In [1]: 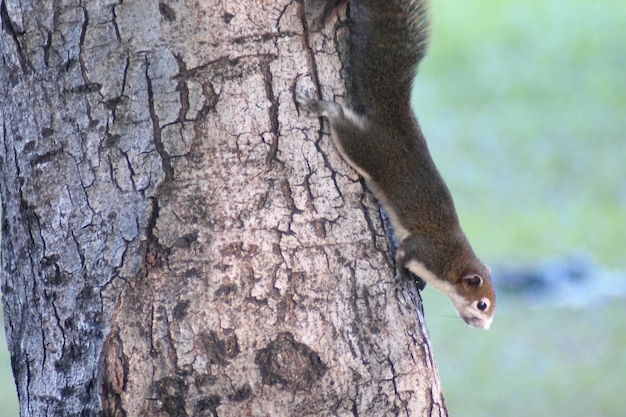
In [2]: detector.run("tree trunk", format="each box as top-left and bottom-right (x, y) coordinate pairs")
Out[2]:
(0, 1), (447, 416)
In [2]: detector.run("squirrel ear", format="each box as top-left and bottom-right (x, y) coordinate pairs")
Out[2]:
(463, 274), (483, 287)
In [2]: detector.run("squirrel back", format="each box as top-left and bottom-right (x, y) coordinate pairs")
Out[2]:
(348, 0), (430, 122)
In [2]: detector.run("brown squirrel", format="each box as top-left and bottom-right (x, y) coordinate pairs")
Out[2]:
(298, 0), (495, 329)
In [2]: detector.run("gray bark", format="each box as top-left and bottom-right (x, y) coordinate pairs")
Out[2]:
(0, 1), (447, 416)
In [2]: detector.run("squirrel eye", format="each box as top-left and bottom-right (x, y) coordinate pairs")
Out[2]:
(477, 301), (488, 311)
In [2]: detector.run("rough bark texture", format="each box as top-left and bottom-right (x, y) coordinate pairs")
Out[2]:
(0, 1), (447, 416)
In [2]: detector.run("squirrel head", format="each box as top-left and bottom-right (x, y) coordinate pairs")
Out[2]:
(399, 235), (496, 330)
(447, 263), (495, 330)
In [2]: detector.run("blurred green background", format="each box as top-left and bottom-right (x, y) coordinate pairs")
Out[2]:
(418, 0), (625, 268)
(1, 0), (625, 415)
(417, 0), (626, 416)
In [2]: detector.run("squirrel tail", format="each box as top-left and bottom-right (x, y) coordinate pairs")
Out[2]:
(348, 0), (430, 122)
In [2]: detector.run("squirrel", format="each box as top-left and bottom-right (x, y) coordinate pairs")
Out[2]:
(297, 0), (495, 329)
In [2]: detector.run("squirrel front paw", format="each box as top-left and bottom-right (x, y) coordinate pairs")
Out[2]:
(396, 247), (427, 291)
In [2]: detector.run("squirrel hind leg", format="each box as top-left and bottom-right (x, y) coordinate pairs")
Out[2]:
(296, 94), (368, 132)
(296, 93), (341, 118)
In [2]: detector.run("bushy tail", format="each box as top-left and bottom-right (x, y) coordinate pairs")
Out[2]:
(348, 0), (430, 122)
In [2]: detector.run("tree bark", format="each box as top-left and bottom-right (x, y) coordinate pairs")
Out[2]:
(0, 1), (448, 416)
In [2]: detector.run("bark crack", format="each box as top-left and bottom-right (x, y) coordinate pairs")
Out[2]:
(119, 148), (137, 191)
(261, 61), (280, 165)
(111, 2), (122, 42)
(43, 29), (52, 67)
(104, 56), (130, 124)
(428, 388), (448, 417)
(70, 230), (86, 269)
(144, 197), (170, 270)
(173, 54), (190, 122)
(145, 56), (174, 183)
(76, 4), (98, 125)
(0, 0), (32, 74)
(359, 191), (384, 245)
(50, 295), (68, 365)
(298, 2), (323, 98)
(300, 150), (317, 213)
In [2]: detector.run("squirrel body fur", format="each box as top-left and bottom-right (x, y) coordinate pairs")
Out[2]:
(299, 0), (495, 329)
